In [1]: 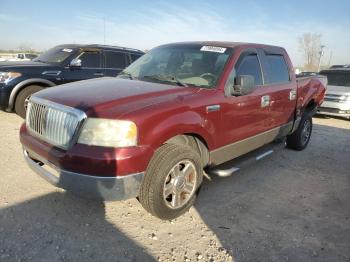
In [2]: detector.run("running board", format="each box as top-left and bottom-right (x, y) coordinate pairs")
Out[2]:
(206, 141), (284, 177)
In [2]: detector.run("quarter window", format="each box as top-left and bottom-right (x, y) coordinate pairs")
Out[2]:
(265, 54), (290, 84)
(79, 52), (101, 68)
(236, 54), (263, 85)
(105, 51), (127, 69)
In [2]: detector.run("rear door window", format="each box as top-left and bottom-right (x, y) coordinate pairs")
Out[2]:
(105, 51), (127, 69)
(236, 54), (263, 85)
(130, 53), (142, 63)
(79, 52), (101, 68)
(265, 54), (290, 84)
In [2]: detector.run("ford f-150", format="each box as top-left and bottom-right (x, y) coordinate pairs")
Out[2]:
(20, 42), (326, 219)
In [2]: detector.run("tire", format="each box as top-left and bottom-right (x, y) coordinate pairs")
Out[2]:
(15, 85), (44, 118)
(286, 114), (313, 150)
(139, 143), (203, 220)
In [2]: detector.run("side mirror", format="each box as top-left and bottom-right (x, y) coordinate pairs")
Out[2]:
(232, 75), (256, 96)
(69, 58), (82, 68)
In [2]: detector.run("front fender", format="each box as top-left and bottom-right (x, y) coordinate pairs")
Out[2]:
(140, 110), (215, 152)
(8, 78), (56, 109)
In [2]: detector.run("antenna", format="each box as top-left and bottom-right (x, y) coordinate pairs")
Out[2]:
(103, 17), (106, 44)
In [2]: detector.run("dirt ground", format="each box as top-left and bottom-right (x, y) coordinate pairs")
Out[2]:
(0, 111), (349, 262)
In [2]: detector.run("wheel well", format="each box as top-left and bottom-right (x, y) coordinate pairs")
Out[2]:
(165, 134), (210, 167)
(305, 99), (317, 113)
(12, 83), (49, 109)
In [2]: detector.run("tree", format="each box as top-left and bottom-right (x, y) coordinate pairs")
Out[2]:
(298, 33), (323, 71)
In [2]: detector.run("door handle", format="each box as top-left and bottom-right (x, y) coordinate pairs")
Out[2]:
(261, 95), (270, 108)
(94, 72), (104, 76)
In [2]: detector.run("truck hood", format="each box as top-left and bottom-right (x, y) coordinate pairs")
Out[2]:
(0, 60), (53, 69)
(35, 77), (199, 118)
(326, 85), (350, 95)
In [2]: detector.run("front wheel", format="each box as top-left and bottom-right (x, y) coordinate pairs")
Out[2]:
(15, 85), (44, 118)
(286, 114), (313, 150)
(139, 143), (203, 220)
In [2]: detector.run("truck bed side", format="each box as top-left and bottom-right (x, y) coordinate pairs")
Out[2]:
(296, 75), (327, 113)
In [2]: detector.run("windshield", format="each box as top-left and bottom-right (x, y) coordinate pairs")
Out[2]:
(320, 71), (350, 87)
(33, 46), (76, 64)
(118, 44), (232, 88)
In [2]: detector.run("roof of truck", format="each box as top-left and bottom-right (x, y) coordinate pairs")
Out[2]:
(159, 41), (285, 50)
(54, 44), (144, 54)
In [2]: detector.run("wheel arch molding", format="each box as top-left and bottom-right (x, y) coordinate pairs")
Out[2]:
(8, 78), (56, 110)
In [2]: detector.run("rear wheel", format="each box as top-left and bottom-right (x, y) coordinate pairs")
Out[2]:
(15, 85), (44, 118)
(139, 143), (203, 220)
(286, 114), (313, 150)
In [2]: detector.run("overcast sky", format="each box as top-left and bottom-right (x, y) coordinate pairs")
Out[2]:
(1, 0), (349, 67)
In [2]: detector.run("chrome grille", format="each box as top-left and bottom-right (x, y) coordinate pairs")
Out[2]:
(324, 94), (341, 102)
(26, 97), (86, 149)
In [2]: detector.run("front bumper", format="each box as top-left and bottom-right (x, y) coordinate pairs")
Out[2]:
(0, 83), (11, 110)
(317, 101), (350, 119)
(24, 148), (144, 201)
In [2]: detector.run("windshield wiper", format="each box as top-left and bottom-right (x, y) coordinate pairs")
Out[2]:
(118, 71), (134, 80)
(142, 75), (188, 87)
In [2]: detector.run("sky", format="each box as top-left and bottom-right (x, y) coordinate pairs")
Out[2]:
(0, 0), (349, 67)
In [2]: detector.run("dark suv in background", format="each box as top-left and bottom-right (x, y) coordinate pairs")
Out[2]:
(0, 44), (144, 117)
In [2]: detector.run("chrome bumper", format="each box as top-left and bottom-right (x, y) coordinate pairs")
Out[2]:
(23, 148), (144, 201)
(317, 108), (350, 118)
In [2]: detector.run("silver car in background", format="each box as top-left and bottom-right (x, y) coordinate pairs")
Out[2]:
(318, 65), (350, 120)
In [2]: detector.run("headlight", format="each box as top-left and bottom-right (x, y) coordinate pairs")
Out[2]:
(78, 118), (137, 147)
(0, 72), (22, 83)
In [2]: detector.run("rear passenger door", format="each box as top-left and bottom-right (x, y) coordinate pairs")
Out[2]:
(103, 51), (128, 77)
(258, 49), (296, 128)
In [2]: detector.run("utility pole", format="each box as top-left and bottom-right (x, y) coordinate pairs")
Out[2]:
(317, 45), (325, 72)
(327, 51), (333, 68)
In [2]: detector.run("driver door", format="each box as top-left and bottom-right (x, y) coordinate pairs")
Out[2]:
(63, 50), (104, 84)
(215, 50), (273, 163)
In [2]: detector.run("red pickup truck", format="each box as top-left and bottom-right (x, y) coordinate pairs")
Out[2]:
(20, 42), (326, 219)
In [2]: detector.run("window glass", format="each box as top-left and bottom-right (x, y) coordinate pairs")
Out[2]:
(265, 54), (290, 84)
(33, 46), (76, 64)
(236, 54), (263, 85)
(105, 51), (127, 69)
(320, 72), (350, 87)
(118, 45), (232, 88)
(130, 53), (142, 63)
(79, 52), (101, 68)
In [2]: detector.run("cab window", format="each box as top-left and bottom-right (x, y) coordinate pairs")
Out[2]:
(105, 51), (127, 69)
(236, 54), (263, 85)
(265, 54), (290, 84)
(79, 52), (101, 68)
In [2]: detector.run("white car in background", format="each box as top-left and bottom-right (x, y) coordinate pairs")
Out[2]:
(318, 65), (350, 120)
(7, 53), (38, 61)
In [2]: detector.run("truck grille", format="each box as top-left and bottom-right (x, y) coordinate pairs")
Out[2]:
(324, 94), (342, 102)
(26, 97), (86, 149)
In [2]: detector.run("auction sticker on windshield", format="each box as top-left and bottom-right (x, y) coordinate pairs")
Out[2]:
(200, 46), (227, 53)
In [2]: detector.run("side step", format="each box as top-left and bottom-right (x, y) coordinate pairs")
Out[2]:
(205, 141), (285, 177)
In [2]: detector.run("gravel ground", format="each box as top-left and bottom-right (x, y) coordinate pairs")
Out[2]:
(0, 111), (349, 262)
